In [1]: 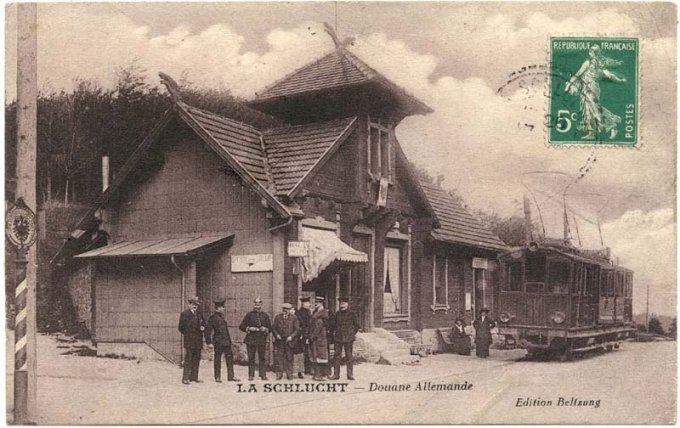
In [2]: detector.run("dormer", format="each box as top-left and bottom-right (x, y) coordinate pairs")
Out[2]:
(246, 47), (432, 126)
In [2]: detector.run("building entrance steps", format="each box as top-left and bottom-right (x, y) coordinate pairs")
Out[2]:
(353, 329), (420, 365)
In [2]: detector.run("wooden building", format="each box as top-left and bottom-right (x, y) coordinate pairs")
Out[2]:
(56, 46), (506, 362)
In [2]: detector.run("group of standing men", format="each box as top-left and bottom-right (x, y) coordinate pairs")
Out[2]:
(178, 294), (360, 384)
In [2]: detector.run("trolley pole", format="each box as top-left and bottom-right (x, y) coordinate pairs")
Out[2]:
(13, 3), (38, 423)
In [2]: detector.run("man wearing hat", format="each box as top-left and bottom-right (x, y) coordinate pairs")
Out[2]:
(239, 297), (272, 381)
(330, 297), (360, 380)
(205, 298), (240, 383)
(472, 308), (496, 358)
(272, 303), (300, 380)
(178, 296), (205, 384)
(308, 296), (330, 381)
(296, 297), (313, 377)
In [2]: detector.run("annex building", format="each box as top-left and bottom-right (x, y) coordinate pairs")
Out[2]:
(54, 45), (507, 363)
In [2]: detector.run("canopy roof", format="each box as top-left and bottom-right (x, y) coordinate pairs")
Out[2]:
(300, 226), (368, 282)
(75, 235), (233, 259)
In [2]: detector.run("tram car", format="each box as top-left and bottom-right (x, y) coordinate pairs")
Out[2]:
(497, 241), (635, 360)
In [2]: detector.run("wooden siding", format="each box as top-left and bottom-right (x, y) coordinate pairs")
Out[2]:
(103, 122), (275, 345)
(95, 259), (182, 362)
(416, 243), (502, 330)
(301, 131), (358, 201)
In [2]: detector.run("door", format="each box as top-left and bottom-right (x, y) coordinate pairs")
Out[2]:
(384, 246), (402, 314)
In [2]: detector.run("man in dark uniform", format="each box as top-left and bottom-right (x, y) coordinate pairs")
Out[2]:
(205, 299), (240, 383)
(272, 303), (300, 380)
(330, 297), (360, 380)
(296, 297), (313, 376)
(473, 308), (496, 358)
(239, 297), (272, 381)
(178, 296), (205, 384)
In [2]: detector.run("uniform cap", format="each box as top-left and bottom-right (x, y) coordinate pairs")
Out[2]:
(282, 303), (293, 310)
(337, 296), (349, 303)
(314, 296), (325, 302)
(299, 297), (311, 302)
(480, 308), (490, 314)
(214, 299), (226, 307)
(188, 296), (200, 305)
(253, 296), (263, 303)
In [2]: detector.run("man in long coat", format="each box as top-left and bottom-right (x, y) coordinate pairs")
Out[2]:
(178, 296), (205, 384)
(205, 299), (240, 382)
(239, 297), (272, 381)
(272, 303), (300, 380)
(473, 308), (496, 358)
(308, 296), (329, 381)
(296, 297), (313, 376)
(330, 297), (360, 380)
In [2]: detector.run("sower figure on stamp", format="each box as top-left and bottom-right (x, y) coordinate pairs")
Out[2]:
(473, 308), (495, 358)
(272, 303), (300, 380)
(308, 296), (330, 381)
(178, 296), (205, 384)
(239, 297), (272, 381)
(296, 297), (313, 376)
(330, 297), (360, 380)
(205, 298), (240, 383)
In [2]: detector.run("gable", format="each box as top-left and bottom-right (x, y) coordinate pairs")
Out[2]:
(263, 117), (357, 197)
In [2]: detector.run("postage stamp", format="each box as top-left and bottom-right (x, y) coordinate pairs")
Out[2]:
(548, 37), (639, 146)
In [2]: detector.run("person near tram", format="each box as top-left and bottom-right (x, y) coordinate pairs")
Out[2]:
(473, 308), (495, 358)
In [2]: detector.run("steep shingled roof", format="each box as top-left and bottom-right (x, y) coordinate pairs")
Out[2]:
(180, 104), (270, 187)
(263, 117), (357, 196)
(421, 181), (508, 251)
(255, 49), (373, 100)
(250, 48), (432, 116)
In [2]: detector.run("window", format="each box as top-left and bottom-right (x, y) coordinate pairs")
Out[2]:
(547, 261), (570, 294)
(367, 118), (393, 180)
(525, 255), (546, 284)
(505, 262), (522, 291)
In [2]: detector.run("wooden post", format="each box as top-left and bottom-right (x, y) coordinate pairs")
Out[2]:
(15, 3), (38, 422)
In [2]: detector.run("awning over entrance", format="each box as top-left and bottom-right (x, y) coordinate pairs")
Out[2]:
(300, 226), (368, 282)
(75, 235), (234, 259)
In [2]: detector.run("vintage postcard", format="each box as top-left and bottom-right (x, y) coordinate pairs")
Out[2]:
(4, 1), (676, 425)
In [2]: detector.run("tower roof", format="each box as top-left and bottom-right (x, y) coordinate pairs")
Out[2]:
(248, 48), (432, 117)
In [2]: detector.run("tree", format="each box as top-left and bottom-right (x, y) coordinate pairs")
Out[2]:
(668, 318), (676, 339)
(648, 317), (665, 335)
(475, 210), (532, 247)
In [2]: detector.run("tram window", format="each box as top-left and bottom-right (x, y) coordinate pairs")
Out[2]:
(584, 266), (597, 296)
(547, 261), (570, 294)
(525, 255), (546, 283)
(616, 272), (625, 296)
(505, 262), (522, 291)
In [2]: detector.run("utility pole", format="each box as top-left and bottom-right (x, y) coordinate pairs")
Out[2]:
(646, 282), (650, 332)
(11, 3), (38, 423)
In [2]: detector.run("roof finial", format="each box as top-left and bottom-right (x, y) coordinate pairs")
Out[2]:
(323, 22), (354, 49)
(159, 72), (181, 102)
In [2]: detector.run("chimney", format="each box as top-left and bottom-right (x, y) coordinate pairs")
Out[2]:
(523, 193), (533, 244)
(102, 156), (109, 192)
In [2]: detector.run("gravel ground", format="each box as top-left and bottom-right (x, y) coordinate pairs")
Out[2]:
(6, 332), (676, 424)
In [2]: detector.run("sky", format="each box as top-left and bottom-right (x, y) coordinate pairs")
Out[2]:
(4, 2), (677, 316)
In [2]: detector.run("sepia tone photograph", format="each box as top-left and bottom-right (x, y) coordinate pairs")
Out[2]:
(4, 1), (677, 424)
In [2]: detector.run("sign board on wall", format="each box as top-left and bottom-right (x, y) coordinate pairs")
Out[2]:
(231, 254), (273, 272)
(465, 292), (472, 311)
(287, 241), (309, 257)
(377, 177), (389, 207)
(472, 257), (489, 270)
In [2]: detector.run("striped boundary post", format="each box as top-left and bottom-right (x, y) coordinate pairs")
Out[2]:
(14, 251), (29, 422)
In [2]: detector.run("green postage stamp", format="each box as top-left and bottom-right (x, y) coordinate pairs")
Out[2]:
(548, 37), (639, 146)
